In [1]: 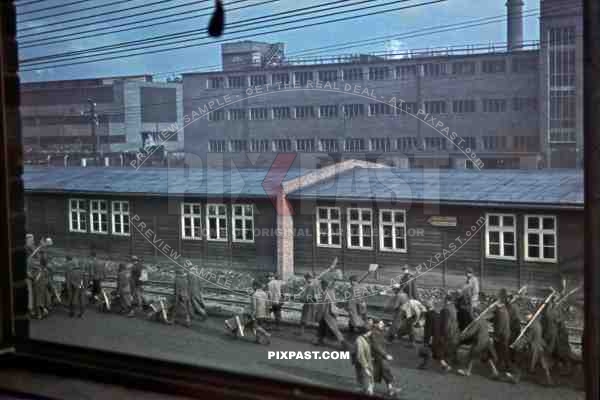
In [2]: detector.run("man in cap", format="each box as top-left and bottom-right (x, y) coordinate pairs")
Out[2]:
(439, 291), (460, 371)
(457, 313), (499, 379)
(464, 267), (480, 317)
(418, 299), (441, 370)
(370, 319), (400, 396)
(347, 275), (368, 333)
(351, 324), (374, 395)
(173, 268), (192, 327)
(400, 265), (419, 300)
(129, 255), (145, 311)
(117, 262), (135, 317)
(267, 273), (285, 331)
(33, 255), (51, 319)
(385, 283), (404, 343)
(313, 278), (346, 348)
(492, 289), (518, 383)
(249, 280), (270, 343)
(297, 272), (318, 336)
(65, 255), (86, 318)
(188, 266), (207, 321)
(515, 311), (553, 385)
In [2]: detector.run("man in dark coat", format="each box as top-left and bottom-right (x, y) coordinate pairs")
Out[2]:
(418, 300), (442, 370)
(188, 266), (207, 321)
(173, 269), (192, 327)
(457, 316), (499, 379)
(506, 292), (522, 364)
(518, 311), (553, 385)
(347, 275), (367, 333)
(129, 255), (145, 310)
(117, 263), (135, 317)
(33, 255), (51, 319)
(491, 289), (518, 383)
(455, 290), (474, 333)
(385, 284), (404, 342)
(439, 292), (460, 370)
(88, 250), (107, 304)
(297, 273), (318, 336)
(541, 296), (559, 358)
(399, 265), (419, 300)
(65, 256), (86, 318)
(370, 319), (400, 396)
(313, 278), (346, 348)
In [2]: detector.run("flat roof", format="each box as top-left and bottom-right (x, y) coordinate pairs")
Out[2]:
(23, 166), (583, 209)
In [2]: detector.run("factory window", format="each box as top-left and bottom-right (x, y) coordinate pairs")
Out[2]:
(549, 49), (576, 87)
(295, 106), (315, 119)
(230, 140), (248, 152)
(512, 57), (538, 73)
(273, 139), (292, 152)
(228, 76), (246, 88)
(482, 99), (507, 112)
(397, 137), (419, 151)
(250, 108), (269, 120)
(463, 137), (477, 150)
(181, 203), (202, 240)
(208, 109), (226, 121)
(549, 26), (576, 46)
(272, 72), (290, 85)
(512, 97), (538, 112)
(294, 71), (313, 86)
(232, 205), (254, 243)
(229, 109), (247, 121)
(112, 201), (130, 236)
(250, 74), (266, 86)
(319, 105), (339, 118)
(296, 139), (314, 152)
(524, 215), (557, 263)
(206, 204), (227, 241)
(319, 138), (339, 152)
(316, 207), (341, 247)
(422, 62), (447, 76)
(396, 65), (417, 80)
(482, 59), (506, 73)
(369, 103), (393, 116)
(465, 159), (475, 169)
(318, 70), (338, 82)
(343, 104), (365, 119)
(347, 208), (373, 250)
(209, 140), (227, 153)
(343, 68), (363, 81)
(485, 213), (516, 260)
(379, 210), (407, 252)
(482, 136), (507, 150)
(549, 130), (576, 143)
(209, 77), (225, 89)
(249, 139), (270, 153)
(90, 200), (108, 234)
(424, 101), (447, 114)
(370, 138), (392, 152)
(369, 66), (390, 80)
(452, 61), (476, 75)
(273, 107), (291, 120)
(513, 136), (540, 152)
(424, 137), (446, 151)
(452, 99), (476, 113)
(345, 138), (365, 152)
(69, 199), (88, 233)
(396, 101), (419, 115)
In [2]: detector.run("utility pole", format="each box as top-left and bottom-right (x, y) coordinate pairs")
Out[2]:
(87, 98), (100, 159)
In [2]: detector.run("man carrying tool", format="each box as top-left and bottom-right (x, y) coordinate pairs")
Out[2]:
(491, 289), (519, 383)
(347, 275), (368, 333)
(188, 266), (208, 321)
(438, 291), (460, 371)
(116, 262), (135, 317)
(297, 272), (319, 336)
(457, 313), (499, 379)
(399, 265), (419, 300)
(313, 277), (346, 348)
(173, 268), (192, 327)
(267, 273), (285, 331)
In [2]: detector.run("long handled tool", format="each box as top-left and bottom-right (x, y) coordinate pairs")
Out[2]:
(291, 257), (339, 301)
(27, 237), (53, 265)
(460, 286), (527, 336)
(356, 264), (379, 284)
(554, 284), (582, 307)
(510, 288), (557, 349)
(102, 289), (111, 311)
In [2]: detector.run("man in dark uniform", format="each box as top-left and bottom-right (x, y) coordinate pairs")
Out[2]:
(457, 316), (499, 379)
(439, 292), (460, 370)
(65, 255), (86, 318)
(541, 295), (559, 358)
(87, 250), (107, 304)
(188, 266), (208, 321)
(370, 319), (400, 396)
(297, 273), (318, 336)
(491, 289), (518, 383)
(418, 300), (441, 370)
(399, 265), (419, 300)
(173, 269), (192, 327)
(313, 278), (346, 348)
(117, 263), (135, 317)
(33, 255), (51, 319)
(129, 255), (145, 310)
(347, 275), (367, 333)
(385, 283), (404, 342)
(517, 311), (553, 385)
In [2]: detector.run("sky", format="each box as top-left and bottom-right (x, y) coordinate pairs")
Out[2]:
(16, 0), (542, 82)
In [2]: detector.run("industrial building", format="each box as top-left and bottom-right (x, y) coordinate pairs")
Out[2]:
(23, 161), (583, 293)
(182, 0), (582, 169)
(21, 75), (184, 163)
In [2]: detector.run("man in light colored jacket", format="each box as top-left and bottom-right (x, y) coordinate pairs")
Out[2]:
(464, 267), (480, 316)
(267, 273), (285, 330)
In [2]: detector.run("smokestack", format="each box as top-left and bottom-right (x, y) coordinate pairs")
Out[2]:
(506, 0), (524, 51)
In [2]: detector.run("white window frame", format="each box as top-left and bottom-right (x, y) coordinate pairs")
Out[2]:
(316, 207), (342, 248)
(379, 209), (407, 253)
(485, 213), (517, 260)
(181, 202), (203, 240)
(232, 204), (254, 243)
(89, 199), (108, 234)
(524, 215), (558, 263)
(69, 198), (88, 233)
(347, 208), (373, 250)
(111, 201), (130, 236)
(206, 204), (228, 241)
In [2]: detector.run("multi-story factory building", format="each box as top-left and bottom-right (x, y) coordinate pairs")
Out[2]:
(182, 0), (582, 169)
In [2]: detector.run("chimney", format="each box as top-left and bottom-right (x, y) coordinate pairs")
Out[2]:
(506, 0), (524, 51)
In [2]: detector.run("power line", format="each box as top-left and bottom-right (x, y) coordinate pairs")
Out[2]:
(18, 0), (207, 33)
(20, 0), (274, 48)
(18, 0), (136, 20)
(21, 0), (443, 67)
